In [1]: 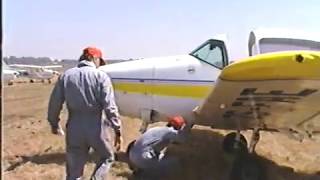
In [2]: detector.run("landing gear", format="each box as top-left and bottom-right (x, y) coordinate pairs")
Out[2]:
(223, 129), (264, 180)
(222, 128), (261, 154)
(126, 140), (136, 170)
(248, 128), (260, 153)
(30, 79), (34, 83)
(222, 132), (248, 154)
(139, 109), (154, 133)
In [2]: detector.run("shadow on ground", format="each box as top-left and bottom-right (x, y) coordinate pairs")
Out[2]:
(5, 128), (320, 180)
(116, 128), (320, 180)
(5, 151), (102, 172)
(5, 152), (66, 171)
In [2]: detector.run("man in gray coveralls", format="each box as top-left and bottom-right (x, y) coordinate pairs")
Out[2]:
(128, 116), (187, 179)
(47, 47), (122, 180)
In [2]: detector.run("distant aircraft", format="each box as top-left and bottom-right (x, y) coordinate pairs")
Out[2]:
(3, 61), (20, 85)
(7, 64), (62, 83)
(99, 28), (320, 179)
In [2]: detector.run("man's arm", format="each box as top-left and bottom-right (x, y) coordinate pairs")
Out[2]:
(47, 75), (65, 129)
(100, 74), (122, 135)
(169, 125), (188, 144)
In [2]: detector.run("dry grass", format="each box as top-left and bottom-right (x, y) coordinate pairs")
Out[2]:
(2, 82), (320, 180)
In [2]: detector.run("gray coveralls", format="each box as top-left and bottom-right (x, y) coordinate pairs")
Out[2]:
(47, 60), (121, 180)
(129, 126), (186, 179)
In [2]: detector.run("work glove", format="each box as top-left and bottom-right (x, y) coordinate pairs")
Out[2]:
(114, 133), (123, 151)
(51, 124), (65, 136)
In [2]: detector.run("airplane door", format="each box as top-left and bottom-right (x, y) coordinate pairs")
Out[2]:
(108, 60), (154, 118)
(152, 55), (215, 120)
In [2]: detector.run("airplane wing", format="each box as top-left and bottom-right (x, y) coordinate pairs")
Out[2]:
(8, 64), (43, 69)
(42, 65), (63, 69)
(194, 51), (320, 140)
(8, 64), (62, 69)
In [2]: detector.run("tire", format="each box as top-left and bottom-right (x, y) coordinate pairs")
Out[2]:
(223, 132), (248, 154)
(126, 140), (136, 170)
(126, 140), (136, 156)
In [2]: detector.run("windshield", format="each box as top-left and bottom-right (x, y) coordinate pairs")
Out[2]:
(190, 40), (227, 69)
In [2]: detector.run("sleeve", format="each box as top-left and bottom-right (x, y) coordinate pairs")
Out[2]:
(168, 127), (188, 144)
(47, 75), (65, 128)
(100, 73), (122, 134)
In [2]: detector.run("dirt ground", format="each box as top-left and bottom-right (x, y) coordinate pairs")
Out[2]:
(2, 82), (320, 180)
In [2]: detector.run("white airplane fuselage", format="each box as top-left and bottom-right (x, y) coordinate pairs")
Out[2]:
(100, 29), (320, 124)
(101, 54), (223, 122)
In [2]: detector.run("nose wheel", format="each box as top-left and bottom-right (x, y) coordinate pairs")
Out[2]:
(222, 132), (248, 154)
(223, 129), (264, 180)
(222, 128), (261, 155)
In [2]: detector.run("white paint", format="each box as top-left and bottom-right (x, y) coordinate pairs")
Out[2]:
(248, 28), (320, 56)
(99, 29), (320, 136)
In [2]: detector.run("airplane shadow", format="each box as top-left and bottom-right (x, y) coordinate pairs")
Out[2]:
(116, 128), (320, 180)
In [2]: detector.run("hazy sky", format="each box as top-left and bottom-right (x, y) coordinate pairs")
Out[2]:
(4, 0), (320, 60)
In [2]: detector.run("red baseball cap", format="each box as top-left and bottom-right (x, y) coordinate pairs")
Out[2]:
(83, 47), (106, 65)
(168, 116), (186, 130)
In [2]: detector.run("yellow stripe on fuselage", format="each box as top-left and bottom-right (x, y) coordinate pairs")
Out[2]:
(113, 82), (213, 99)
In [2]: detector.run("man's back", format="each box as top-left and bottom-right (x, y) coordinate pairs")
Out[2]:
(129, 124), (186, 176)
(134, 126), (178, 153)
(47, 48), (123, 180)
(62, 61), (109, 114)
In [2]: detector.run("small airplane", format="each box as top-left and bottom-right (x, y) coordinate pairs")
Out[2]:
(7, 64), (62, 83)
(3, 61), (20, 85)
(99, 28), (320, 178)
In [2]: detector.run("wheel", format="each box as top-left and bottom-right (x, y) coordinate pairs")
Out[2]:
(229, 153), (265, 180)
(126, 140), (136, 156)
(223, 132), (248, 154)
(126, 140), (136, 170)
(30, 79), (34, 83)
(189, 122), (195, 129)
